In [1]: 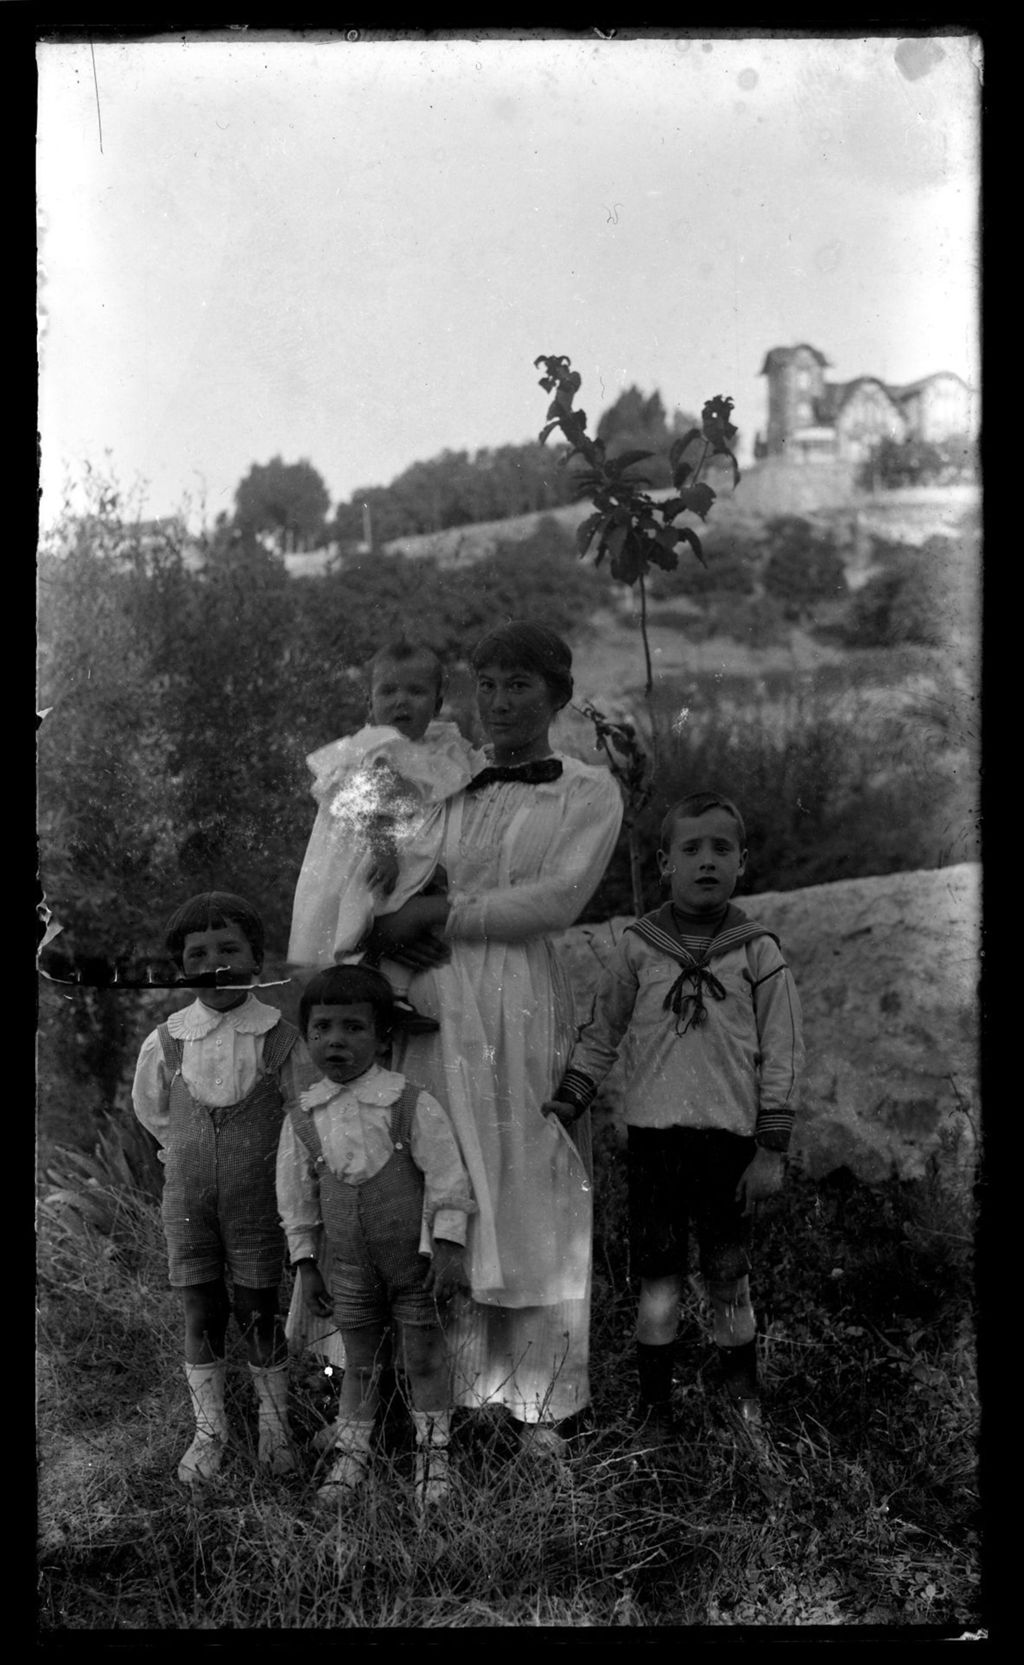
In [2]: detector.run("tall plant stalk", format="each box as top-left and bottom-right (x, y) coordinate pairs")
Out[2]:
(535, 354), (740, 913)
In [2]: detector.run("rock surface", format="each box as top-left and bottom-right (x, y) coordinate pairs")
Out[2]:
(552, 863), (979, 1184)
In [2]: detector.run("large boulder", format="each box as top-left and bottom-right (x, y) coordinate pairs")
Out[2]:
(553, 863), (979, 1184)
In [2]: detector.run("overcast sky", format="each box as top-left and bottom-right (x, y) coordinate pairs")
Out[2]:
(37, 29), (981, 532)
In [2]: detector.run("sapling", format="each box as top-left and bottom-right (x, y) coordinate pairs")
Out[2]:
(535, 353), (740, 911)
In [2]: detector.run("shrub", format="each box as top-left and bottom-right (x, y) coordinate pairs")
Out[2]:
(582, 667), (977, 921)
(761, 518), (848, 620)
(646, 540), (758, 603)
(706, 592), (788, 649)
(843, 538), (966, 649)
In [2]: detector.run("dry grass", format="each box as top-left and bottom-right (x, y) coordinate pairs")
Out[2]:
(36, 1125), (983, 1634)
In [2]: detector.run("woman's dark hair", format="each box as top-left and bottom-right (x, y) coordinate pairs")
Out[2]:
(470, 622), (573, 709)
(299, 964), (398, 1040)
(164, 891), (265, 968)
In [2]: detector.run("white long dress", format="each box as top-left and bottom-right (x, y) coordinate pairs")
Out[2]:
(393, 754), (623, 1424)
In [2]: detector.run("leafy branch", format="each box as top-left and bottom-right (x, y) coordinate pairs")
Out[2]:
(535, 353), (739, 912)
(535, 353), (739, 699)
(574, 699), (653, 913)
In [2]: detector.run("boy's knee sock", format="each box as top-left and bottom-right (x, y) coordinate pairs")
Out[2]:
(248, 1362), (296, 1474)
(636, 1341), (674, 1407)
(179, 1360), (228, 1484)
(318, 1415), (375, 1499)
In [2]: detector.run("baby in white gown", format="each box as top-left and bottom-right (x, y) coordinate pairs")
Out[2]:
(287, 641), (482, 1028)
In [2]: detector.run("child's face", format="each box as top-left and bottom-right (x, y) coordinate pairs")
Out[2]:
(658, 809), (747, 916)
(181, 924), (261, 1011)
(305, 1002), (383, 1085)
(370, 654), (441, 741)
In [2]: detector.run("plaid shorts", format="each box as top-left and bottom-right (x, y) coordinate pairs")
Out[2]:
(627, 1126), (755, 1283)
(327, 1250), (441, 1332)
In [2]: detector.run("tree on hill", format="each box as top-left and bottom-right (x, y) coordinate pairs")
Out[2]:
(595, 386), (702, 488)
(332, 440), (578, 550)
(233, 456), (331, 553)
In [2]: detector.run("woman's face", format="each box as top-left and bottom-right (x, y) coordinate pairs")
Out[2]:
(475, 662), (562, 762)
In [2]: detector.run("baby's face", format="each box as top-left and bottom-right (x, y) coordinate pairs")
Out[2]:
(370, 654), (440, 741)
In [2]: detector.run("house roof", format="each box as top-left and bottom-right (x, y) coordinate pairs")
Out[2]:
(759, 344), (830, 374)
(888, 371), (972, 401)
(815, 377), (898, 424)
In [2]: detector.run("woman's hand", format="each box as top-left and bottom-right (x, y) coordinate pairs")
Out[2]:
(364, 895), (452, 970)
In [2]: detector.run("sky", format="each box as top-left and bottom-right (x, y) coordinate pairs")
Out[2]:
(37, 29), (981, 533)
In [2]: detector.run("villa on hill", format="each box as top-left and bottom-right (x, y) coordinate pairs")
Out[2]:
(753, 343), (977, 467)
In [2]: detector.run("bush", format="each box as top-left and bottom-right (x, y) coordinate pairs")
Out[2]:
(706, 593), (788, 649)
(647, 540), (757, 603)
(843, 538), (965, 649)
(860, 433), (978, 490)
(582, 667), (978, 921)
(760, 518), (847, 620)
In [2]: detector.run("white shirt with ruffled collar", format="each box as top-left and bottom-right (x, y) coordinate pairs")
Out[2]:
(131, 997), (295, 1146)
(276, 1063), (473, 1261)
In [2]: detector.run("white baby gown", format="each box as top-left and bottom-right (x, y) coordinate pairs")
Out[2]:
(287, 720), (481, 970)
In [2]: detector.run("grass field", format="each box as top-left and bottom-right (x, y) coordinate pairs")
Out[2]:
(37, 1124), (982, 1632)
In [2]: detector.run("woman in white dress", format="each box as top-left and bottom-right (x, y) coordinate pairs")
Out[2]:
(365, 622), (623, 1451)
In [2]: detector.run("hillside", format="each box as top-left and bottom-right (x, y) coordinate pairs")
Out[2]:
(381, 474), (978, 571)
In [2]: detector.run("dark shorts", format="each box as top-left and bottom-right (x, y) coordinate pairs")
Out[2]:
(327, 1249), (441, 1332)
(163, 1193), (285, 1291)
(627, 1126), (755, 1283)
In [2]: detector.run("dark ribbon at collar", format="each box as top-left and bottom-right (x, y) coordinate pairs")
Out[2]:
(664, 961), (728, 1034)
(466, 758), (564, 793)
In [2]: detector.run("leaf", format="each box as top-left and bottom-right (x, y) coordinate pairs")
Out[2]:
(670, 431), (702, 468)
(600, 513), (630, 572)
(575, 513), (605, 558)
(702, 395), (737, 446)
(674, 524), (707, 567)
(609, 528), (646, 585)
(711, 445), (742, 489)
(675, 482), (717, 521)
(538, 421), (561, 447)
(648, 542), (679, 572)
(672, 461), (693, 489)
(607, 449), (655, 476)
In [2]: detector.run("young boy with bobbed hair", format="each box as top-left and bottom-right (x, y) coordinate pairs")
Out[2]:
(132, 891), (309, 1484)
(544, 791), (804, 1447)
(276, 963), (474, 1509)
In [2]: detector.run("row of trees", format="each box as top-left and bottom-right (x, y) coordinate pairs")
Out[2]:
(225, 386), (704, 554)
